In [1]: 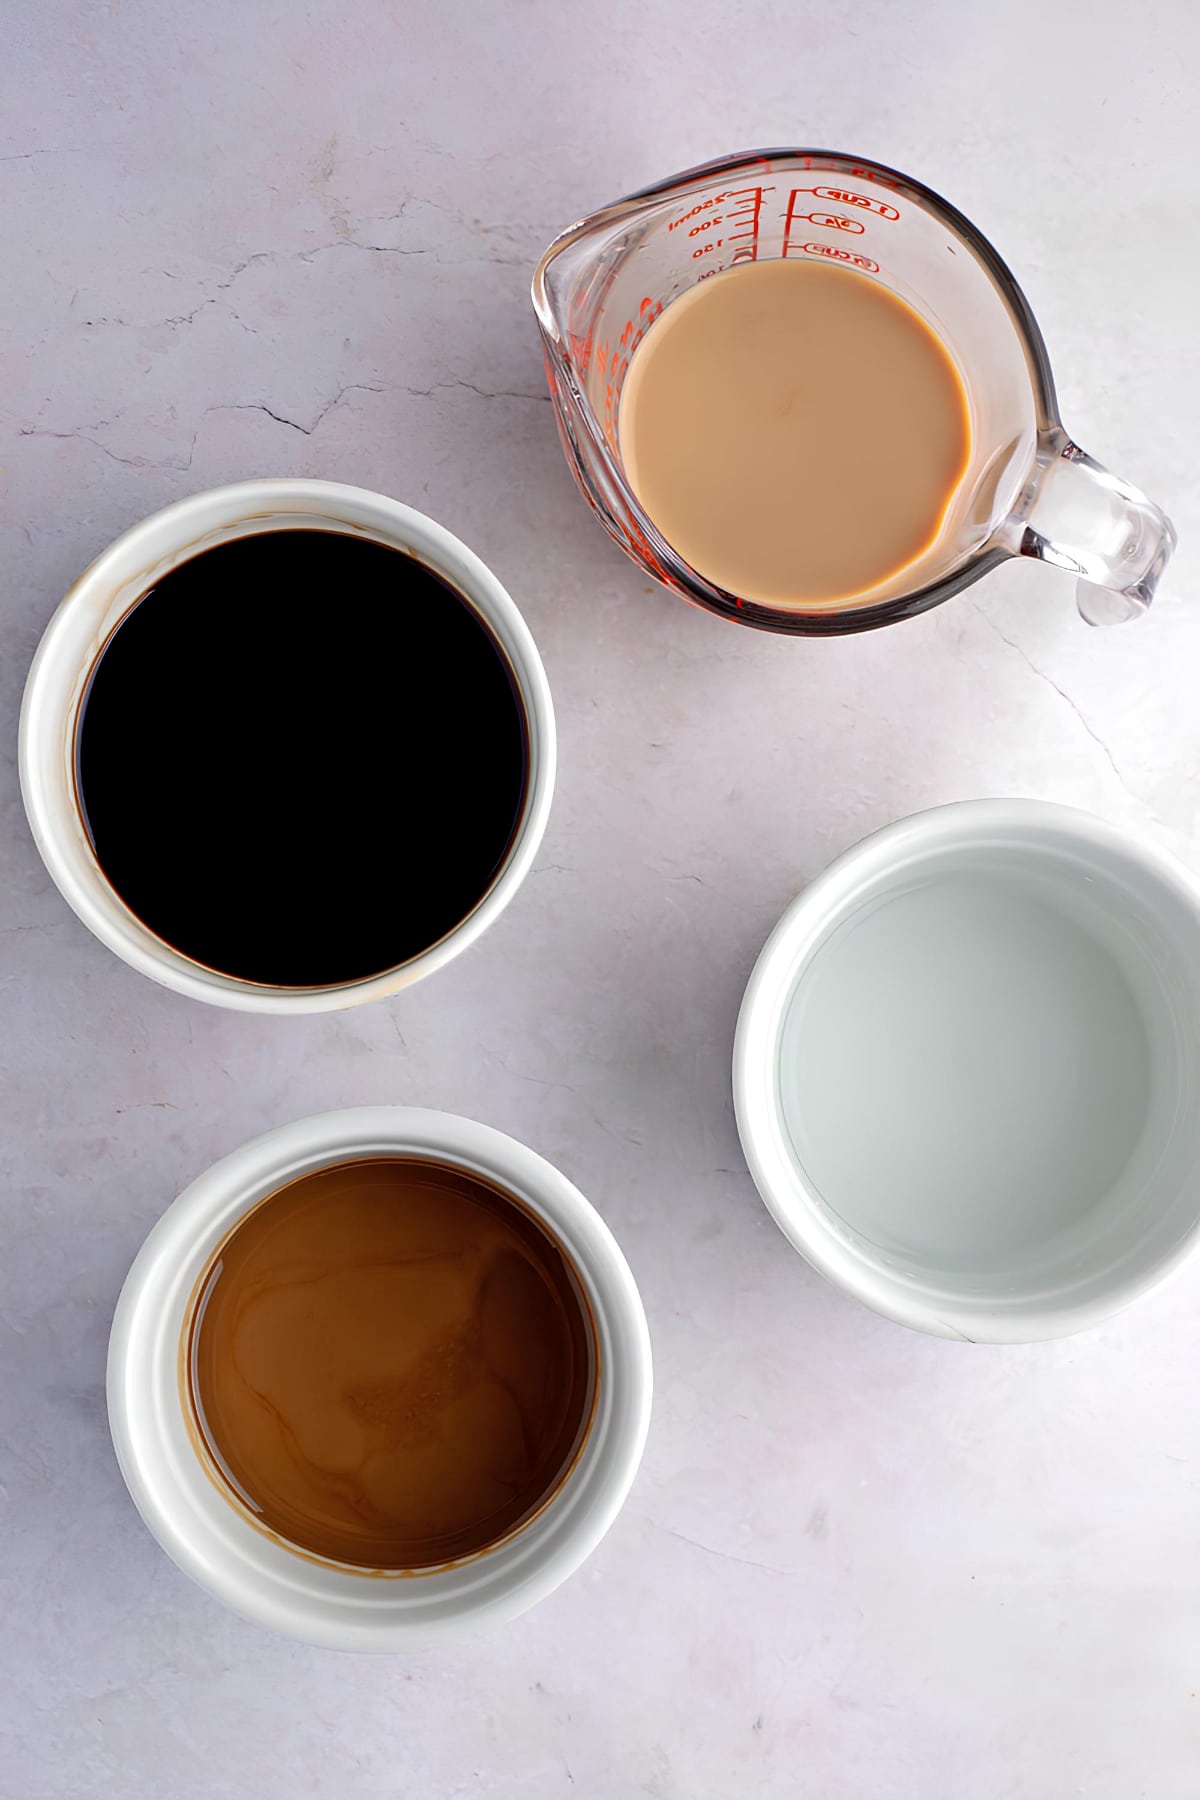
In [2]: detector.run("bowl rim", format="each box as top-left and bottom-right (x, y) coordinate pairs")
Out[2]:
(19, 479), (556, 1013)
(733, 798), (1200, 1343)
(106, 1106), (653, 1649)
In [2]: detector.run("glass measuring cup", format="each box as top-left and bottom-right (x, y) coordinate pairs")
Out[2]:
(532, 149), (1176, 635)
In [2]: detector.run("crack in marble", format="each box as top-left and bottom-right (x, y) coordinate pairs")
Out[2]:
(222, 384), (384, 436)
(970, 601), (1138, 796)
(77, 231), (516, 339)
(638, 1515), (801, 1579)
(509, 1070), (643, 1146)
(18, 383), (386, 472)
(0, 146), (92, 164)
(79, 250), (284, 333)
(407, 378), (549, 403)
(16, 427), (153, 470)
(75, 243), (393, 333)
(348, 241), (434, 256)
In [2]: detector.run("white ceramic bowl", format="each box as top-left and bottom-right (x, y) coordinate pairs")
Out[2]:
(734, 800), (1200, 1343)
(19, 480), (555, 1013)
(107, 1106), (652, 1649)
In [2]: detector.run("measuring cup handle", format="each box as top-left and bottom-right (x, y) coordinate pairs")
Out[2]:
(1015, 433), (1177, 625)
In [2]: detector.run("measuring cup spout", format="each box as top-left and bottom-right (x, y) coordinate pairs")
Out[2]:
(1012, 433), (1177, 624)
(534, 150), (1177, 633)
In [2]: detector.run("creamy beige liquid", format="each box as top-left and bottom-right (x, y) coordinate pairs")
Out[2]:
(619, 260), (971, 606)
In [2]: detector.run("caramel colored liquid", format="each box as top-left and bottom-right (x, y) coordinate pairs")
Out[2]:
(619, 260), (971, 606)
(187, 1159), (596, 1570)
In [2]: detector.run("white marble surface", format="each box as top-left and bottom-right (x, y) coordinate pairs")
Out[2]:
(3, 2), (1200, 1794)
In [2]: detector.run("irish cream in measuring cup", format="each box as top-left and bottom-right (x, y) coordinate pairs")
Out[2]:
(533, 149), (1175, 635)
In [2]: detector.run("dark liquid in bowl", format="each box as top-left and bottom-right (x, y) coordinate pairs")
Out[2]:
(75, 530), (528, 986)
(187, 1157), (597, 1569)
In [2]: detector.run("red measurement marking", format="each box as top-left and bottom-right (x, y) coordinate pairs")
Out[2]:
(846, 165), (902, 193)
(668, 189), (746, 231)
(668, 187), (766, 264)
(780, 188), (802, 257)
(720, 185), (764, 264)
(792, 185), (900, 221)
(601, 297), (663, 442)
(798, 241), (879, 273)
(624, 512), (672, 583)
(793, 210), (865, 235)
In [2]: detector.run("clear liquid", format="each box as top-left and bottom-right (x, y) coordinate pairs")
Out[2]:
(778, 864), (1158, 1283)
